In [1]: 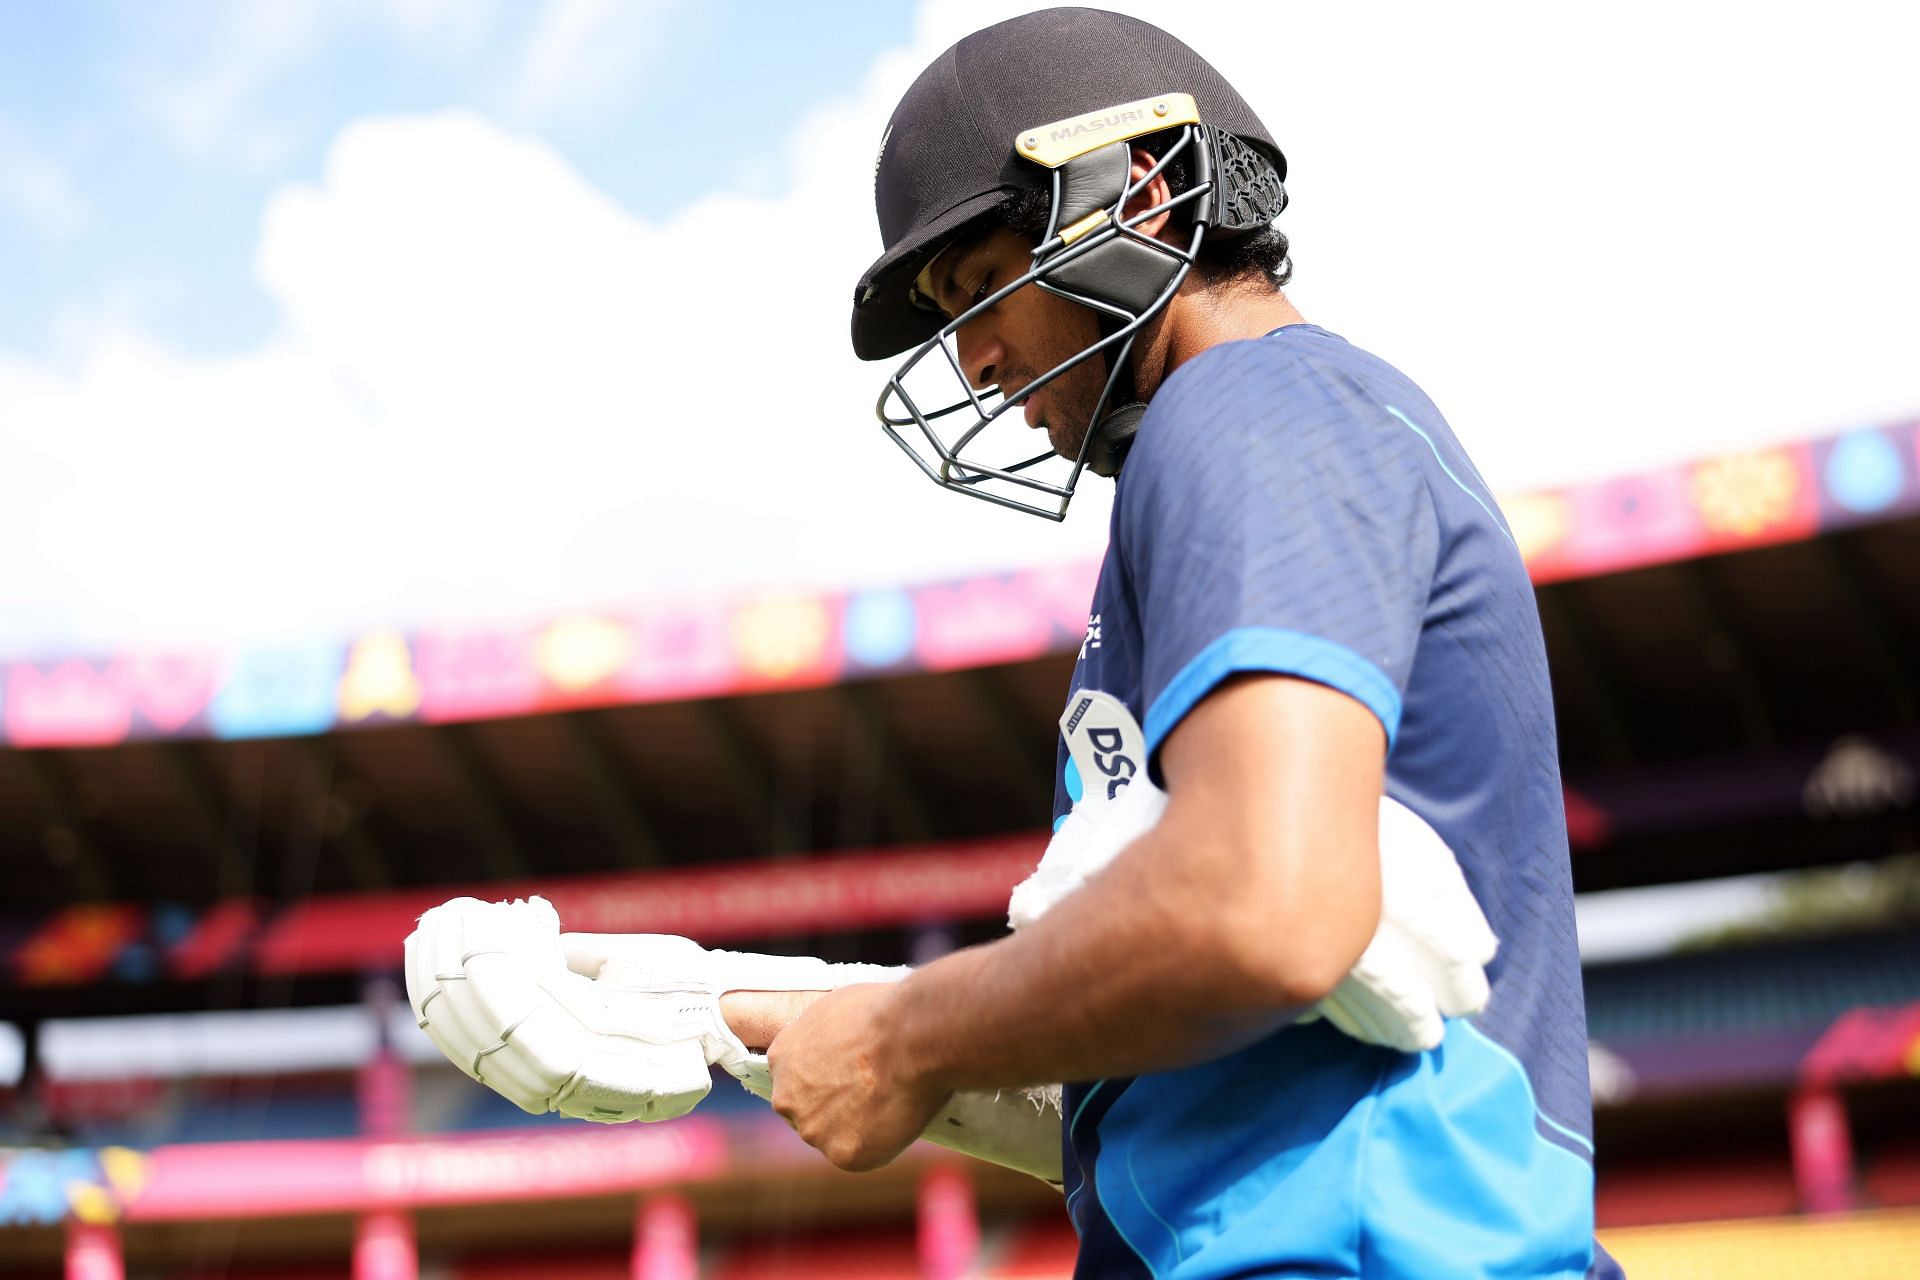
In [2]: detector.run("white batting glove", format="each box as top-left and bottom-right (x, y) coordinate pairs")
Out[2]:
(1009, 773), (1166, 930)
(559, 931), (905, 1103)
(405, 897), (716, 1123)
(1012, 690), (1498, 1053)
(404, 897), (904, 1123)
(410, 910), (1065, 1177)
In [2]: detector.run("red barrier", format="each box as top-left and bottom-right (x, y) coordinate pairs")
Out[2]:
(251, 835), (1044, 975)
(167, 899), (263, 981)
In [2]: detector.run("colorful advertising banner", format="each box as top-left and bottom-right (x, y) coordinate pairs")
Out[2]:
(2, 418), (1915, 748)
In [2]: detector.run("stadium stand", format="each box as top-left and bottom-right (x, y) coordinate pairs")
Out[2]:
(1586, 929), (1920, 1044)
(2, 418), (1919, 1276)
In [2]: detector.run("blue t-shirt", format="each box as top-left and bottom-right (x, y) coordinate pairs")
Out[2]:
(1054, 325), (1619, 1280)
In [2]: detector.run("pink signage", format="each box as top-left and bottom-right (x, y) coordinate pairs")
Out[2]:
(415, 626), (544, 723)
(123, 654), (218, 735)
(1021, 560), (1103, 635)
(1557, 467), (1705, 580)
(620, 600), (741, 704)
(123, 1123), (728, 1221)
(915, 578), (1059, 672)
(5, 660), (136, 747)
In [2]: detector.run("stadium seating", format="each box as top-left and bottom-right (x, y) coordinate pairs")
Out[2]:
(1584, 928), (1920, 1042)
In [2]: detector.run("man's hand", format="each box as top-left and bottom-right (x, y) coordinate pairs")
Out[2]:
(766, 984), (953, 1172)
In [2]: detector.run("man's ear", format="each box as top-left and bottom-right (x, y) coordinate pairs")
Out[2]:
(1123, 144), (1176, 241)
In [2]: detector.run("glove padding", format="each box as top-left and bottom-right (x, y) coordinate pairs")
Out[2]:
(405, 897), (718, 1122)
(1316, 799), (1499, 1051)
(404, 899), (901, 1123)
(1013, 689), (1498, 1053)
(409, 907), (1063, 1177)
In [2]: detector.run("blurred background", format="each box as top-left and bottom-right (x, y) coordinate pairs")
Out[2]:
(3, 1), (1919, 1276)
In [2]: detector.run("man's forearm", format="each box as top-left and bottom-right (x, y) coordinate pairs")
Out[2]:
(885, 816), (1318, 1095)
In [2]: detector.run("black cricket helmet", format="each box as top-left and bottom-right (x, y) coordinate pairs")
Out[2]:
(853, 6), (1287, 520)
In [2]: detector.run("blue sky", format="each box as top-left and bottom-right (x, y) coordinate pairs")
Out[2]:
(0, 0), (912, 359)
(0, 0), (1916, 659)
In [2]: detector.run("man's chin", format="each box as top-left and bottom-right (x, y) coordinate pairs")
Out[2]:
(1048, 422), (1091, 462)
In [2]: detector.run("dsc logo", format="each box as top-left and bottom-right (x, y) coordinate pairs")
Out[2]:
(1086, 724), (1138, 800)
(1065, 691), (1141, 803)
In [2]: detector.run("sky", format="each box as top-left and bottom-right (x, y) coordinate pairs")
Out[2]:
(2, 0), (1918, 659)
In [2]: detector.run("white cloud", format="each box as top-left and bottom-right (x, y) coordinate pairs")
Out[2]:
(6, 0), (1920, 656)
(512, 0), (679, 120)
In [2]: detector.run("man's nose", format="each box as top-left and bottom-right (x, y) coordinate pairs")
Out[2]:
(955, 323), (1003, 393)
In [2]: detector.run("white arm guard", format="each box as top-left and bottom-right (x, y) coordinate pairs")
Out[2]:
(1014, 690), (1498, 1053)
(727, 1059), (1062, 1184)
(919, 1084), (1064, 1185)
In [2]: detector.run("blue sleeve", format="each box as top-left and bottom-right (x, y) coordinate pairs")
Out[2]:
(1118, 339), (1441, 762)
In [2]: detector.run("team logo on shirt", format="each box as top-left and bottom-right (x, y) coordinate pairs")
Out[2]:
(1079, 612), (1102, 659)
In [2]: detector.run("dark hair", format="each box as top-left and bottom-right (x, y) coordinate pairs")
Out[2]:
(996, 128), (1292, 290)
